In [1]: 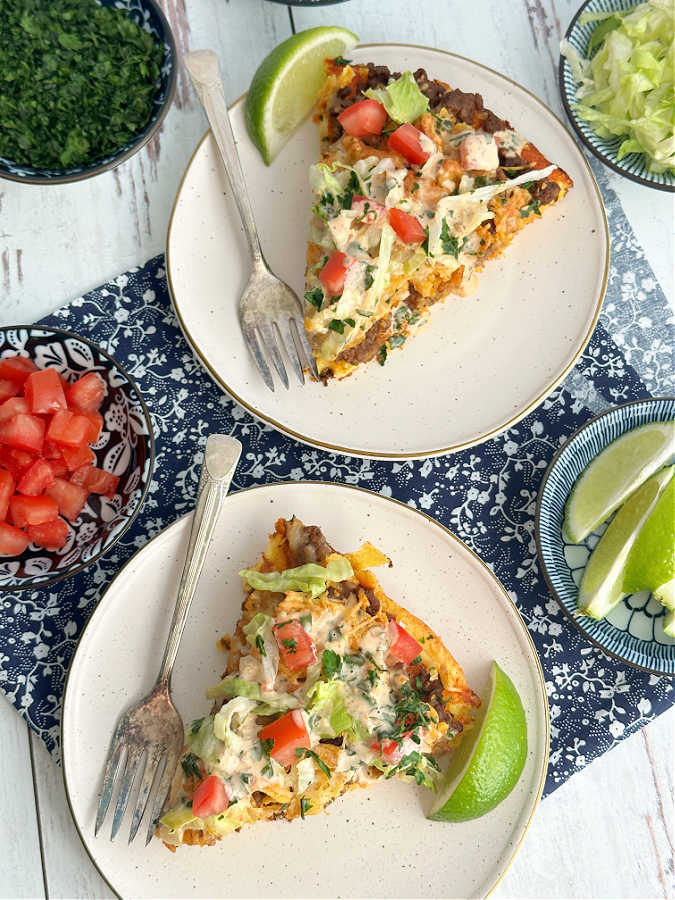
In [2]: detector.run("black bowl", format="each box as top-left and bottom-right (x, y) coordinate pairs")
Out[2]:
(0, 326), (155, 590)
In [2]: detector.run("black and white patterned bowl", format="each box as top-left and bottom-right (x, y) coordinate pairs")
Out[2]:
(559, 0), (675, 192)
(0, 327), (155, 591)
(536, 397), (675, 676)
(0, 0), (176, 186)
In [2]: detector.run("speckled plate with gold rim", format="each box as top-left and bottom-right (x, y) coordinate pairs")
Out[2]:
(166, 43), (608, 460)
(62, 482), (548, 899)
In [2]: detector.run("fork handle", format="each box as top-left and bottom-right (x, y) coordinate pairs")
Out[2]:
(157, 434), (242, 686)
(185, 50), (264, 264)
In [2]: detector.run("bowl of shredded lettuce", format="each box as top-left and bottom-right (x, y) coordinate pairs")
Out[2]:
(560, 0), (674, 191)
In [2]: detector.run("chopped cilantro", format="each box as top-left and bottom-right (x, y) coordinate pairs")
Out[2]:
(322, 648), (342, 679)
(411, 654), (422, 665)
(389, 334), (406, 349)
(367, 668), (378, 687)
(300, 797), (312, 819)
(299, 612), (312, 630)
(520, 199), (542, 218)
(296, 747), (331, 777)
(341, 170), (360, 209)
(344, 317), (356, 328)
(422, 225), (430, 255)
(262, 761), (273, 778)
(473, 175), (488, 187)
(190, 717), (205, 735)
(411, 181), (420, 193)
(377, 345), (388, 366)
(304, 287), (323, 311)
(333, 56), (352, 66)
(227, 798), (238, 808)
(440, 219), (466, 258)
(241, 773), (252, 784)
(180, 753), (201, 779)
(260, 737), (274, 756)
(282, 637), (298, 653)
(255, 634), (266, 657)
(328, 319), (345, 334)
(364, 264), (376, 290)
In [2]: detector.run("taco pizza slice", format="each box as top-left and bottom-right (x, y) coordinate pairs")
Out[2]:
(303, 61), (574, 381)
(157, 517), (480, 848)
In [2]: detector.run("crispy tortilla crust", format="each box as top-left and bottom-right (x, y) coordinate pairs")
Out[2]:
(306, 61), (573, 380)
(161, 518), (479, 848)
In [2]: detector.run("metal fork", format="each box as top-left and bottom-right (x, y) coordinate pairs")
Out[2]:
(184, 50), (319, 392)
(95, 434), (242, 845)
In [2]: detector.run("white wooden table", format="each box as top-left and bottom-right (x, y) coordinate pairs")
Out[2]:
(1, 1), (673, 897)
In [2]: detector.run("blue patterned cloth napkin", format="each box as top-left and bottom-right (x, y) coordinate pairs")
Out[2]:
(0, 160), (672, 797)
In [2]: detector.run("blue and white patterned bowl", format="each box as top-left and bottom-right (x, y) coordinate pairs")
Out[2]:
(0, 0), (176, 186)
(559, 0), (675, 193)
(0, 327), (155, 591)
(536, 397), (675, 676)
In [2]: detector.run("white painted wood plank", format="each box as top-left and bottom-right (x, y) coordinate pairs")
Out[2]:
(496, 708), (675, 899)
(0, 702), (44, 899)
(0, 0), (291, 327)
(29, 734), (113, 900)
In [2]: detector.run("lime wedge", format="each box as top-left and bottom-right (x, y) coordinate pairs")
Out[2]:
(245, 26), (359, 164)
(427, 662), (527, 823)
(578, 466), (674, 619)
(663, 608), (675, 638)
(564, 421), (675, 544)
(624, 475), (675, 599)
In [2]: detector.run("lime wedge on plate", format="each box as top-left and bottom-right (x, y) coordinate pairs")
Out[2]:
(578, 466), (674, 620)
(563, 421), (675, 544)
(427, 662), (527, 823)
(245, 26), (359, 164)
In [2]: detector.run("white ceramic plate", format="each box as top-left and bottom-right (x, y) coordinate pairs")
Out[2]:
(62, 482), (548, 899)
(167, 43), (608, 459)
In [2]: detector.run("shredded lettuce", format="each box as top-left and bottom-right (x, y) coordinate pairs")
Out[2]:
(207, 675), (261, 700)
(239, 558), (354, 599)
(306, 680), (369, 741)
(562, 0), (675, 173)
(364, 71), (429, 123)
(186, 715), (222, 764)
(213, 696), (258, 754)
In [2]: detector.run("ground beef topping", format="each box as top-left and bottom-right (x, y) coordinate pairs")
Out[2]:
(529, 179), (560, 205)
(336, 313), (393, 366)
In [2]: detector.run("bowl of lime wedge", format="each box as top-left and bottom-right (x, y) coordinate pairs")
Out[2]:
(536, 397), (675, 675)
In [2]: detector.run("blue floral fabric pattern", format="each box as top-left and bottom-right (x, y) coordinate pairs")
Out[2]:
(0, 157), (673, 797)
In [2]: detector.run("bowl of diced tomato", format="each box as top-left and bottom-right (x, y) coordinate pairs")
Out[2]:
(0, 326), (154, 590)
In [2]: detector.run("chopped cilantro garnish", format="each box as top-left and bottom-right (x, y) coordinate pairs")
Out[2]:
(304, 287), (323, 311)
(341, 170), (360, 209)
(422, 225), (430, 255)
(296, 747), (331, 777)
(190, 717), (205, 735)
(180, 753), (201, 779)
(367, 668), (378, 687)
(377, 345), (388, 366)
(520, 199), (542, 218)
(322, 648), (342, 678)
(411, 654), (422, 665)
(411, 181), (420, 193)
(260, 737), (274, 756)
(333, 56), (352, 66)
(389, 334), (406, 349)
(440, 219), (466, 258)
(241, 773), (252, 784)
(328, 319), (345, 334)
(344, 317), (355, 328)
(255, 634), (266, 657)
(300, 797), (312, 819)
(282, 637), (298, 653)
(364, 264), (376, 290)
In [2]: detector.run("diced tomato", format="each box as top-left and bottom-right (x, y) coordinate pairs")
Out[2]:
(388, 123), (430, 166)
(0, 521), (30, 556)
(49, 458), (68, 478)
(82, 411), (103, 444)
(46, 478), (87, 522)
(0, 356), (38, 385)
(24, 368), (67, 415)
(0, 379), (20, 403)
(60, 443), (95, 471)
(274, 620), (317, 671)
(0, 470), (14, 520)
(0, 414), (45, 453)
(319, 251), (350, 296)
(28, 518), (69, 551)
(387, 619), (423, 665)
(66, 372), (106, 414)
(46, 409), (92, 447)
(388, 208), (427, 243)
(370, 738), (403, 764)
(17, 459), (55, 496)
(337, 98), (387, 137)
(0, 447), (36, 480)
(42, 438), (62, 460)
(10, 494), (59, 527)
(83, 467), (119, 498)
(191, 775), (230, 820)
(260, 709), (311, 768)
(69, 464), (90, 487)
(0, 397), (29, 423)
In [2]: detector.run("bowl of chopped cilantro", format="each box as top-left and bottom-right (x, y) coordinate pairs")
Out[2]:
(559, 0), (674, 192)
(0, 0), (177, 184)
